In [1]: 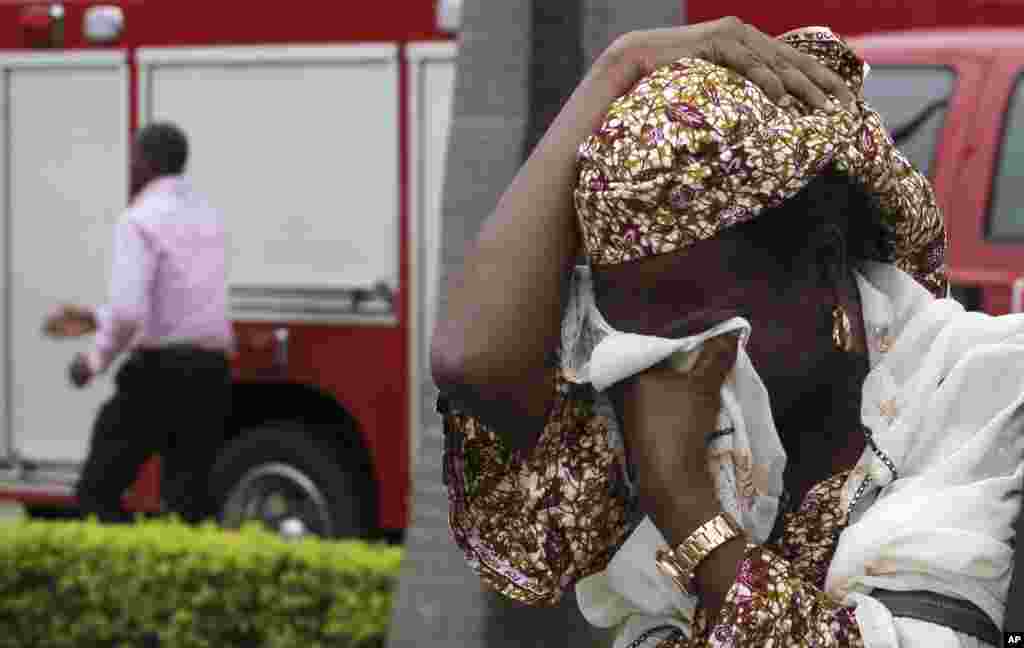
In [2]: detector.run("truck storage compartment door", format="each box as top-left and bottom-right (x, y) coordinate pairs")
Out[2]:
(136, 44), (401, 319)
(1, 52), (127, 465)
(406, 41), (456, 467)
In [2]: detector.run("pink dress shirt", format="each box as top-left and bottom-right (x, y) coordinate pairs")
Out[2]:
(87, 176), (234, 375)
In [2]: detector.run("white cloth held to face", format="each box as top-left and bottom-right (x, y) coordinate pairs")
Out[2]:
(560, 266), (787, 638)
(565, 263), (1024, 647)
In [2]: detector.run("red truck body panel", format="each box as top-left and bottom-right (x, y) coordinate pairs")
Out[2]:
(851, 29), (1024, 315)
(0, 0), (450, 531)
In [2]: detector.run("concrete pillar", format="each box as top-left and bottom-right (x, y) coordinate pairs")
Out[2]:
(392, 2), (685, 646)
(390, 7), (551, 645)
(582, 0), (684, 68)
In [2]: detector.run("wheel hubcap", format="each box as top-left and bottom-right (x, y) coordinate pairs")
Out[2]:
(221, 462), (332, 537)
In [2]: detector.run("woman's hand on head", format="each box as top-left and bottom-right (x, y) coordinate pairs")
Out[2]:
(592, 17), (856, 113)
(439, 18), (843, 454)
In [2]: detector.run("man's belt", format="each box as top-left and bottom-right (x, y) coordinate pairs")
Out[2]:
(872, 589), (1001, 646)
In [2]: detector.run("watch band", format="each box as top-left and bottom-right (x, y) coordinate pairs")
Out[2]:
(655, 512), (744, 595)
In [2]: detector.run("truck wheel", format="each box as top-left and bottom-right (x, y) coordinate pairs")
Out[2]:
(209, 426), (374, 539)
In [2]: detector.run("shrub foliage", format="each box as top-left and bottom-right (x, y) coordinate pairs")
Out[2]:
(0, 517), (402, 648)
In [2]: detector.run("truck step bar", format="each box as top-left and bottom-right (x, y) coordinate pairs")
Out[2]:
(0, 458), (79, 494)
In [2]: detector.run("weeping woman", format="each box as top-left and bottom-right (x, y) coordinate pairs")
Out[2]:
(431, 17), (1024, 648)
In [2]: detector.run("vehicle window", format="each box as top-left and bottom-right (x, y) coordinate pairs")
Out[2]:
(988, 74), (1024, 241)
(861, 65), (955, 180)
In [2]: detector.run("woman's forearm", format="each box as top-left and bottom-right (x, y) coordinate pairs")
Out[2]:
(618, 342), (748, 625)
(431, 55), (633, 447)
(642, 447), (746, 625)
(431, 19), (856, 450)
(644, 475), (745, 623)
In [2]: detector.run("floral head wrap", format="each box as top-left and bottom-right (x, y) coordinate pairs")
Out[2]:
(574, 26), (947, 298)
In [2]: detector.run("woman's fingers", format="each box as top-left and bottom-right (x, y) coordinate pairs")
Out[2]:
(774, 61), (832, 112)
(630, 19), (858, 113)
(743, 24), (855, 110)
(692, 333), (740, 382)
(704, 34), (827, 111)
(784, 48), (857, 107)
(708, 38), (788, 103)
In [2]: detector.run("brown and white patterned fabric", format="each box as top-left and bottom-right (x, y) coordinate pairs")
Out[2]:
(435, 26), (1024, 648)
(573, 27), (947, 298)
(442, 391), (867, 646)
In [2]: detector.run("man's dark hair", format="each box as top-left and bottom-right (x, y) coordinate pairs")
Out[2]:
(135, 122), (189, 176)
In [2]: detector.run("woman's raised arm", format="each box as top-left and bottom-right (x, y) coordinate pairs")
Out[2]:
(430, 17), (856, 452)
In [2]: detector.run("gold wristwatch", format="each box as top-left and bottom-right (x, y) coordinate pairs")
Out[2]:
(654, 512), (744, 596)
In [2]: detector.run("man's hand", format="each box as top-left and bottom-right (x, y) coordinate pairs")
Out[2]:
(68, 352), (93, 389)
(43, 305), (97, 339)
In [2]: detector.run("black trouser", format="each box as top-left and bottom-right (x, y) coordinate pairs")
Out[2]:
(76, 346), (231, 524)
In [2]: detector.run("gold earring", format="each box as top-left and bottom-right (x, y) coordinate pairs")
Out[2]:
(832, 304), (853, 352)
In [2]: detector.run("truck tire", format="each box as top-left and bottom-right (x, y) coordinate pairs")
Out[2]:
(209, 425), (375, 539)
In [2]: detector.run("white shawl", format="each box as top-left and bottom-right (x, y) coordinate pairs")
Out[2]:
(565, 261), (1024, 647)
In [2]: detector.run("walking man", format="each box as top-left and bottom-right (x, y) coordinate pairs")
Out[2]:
(43, 122), (234, 523)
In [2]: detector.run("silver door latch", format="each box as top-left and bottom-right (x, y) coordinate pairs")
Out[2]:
(273, 327), (290, 373)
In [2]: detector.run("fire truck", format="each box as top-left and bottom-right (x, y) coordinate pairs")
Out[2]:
(0, 0), (457, 540)
(3, 0), (1023, 542)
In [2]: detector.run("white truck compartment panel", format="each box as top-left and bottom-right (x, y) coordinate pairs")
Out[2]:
(2, 53), (127, 463)
(138, 45), (401, 304)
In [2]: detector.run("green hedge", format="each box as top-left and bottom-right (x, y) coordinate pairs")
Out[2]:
(0, 517), (403, 648)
